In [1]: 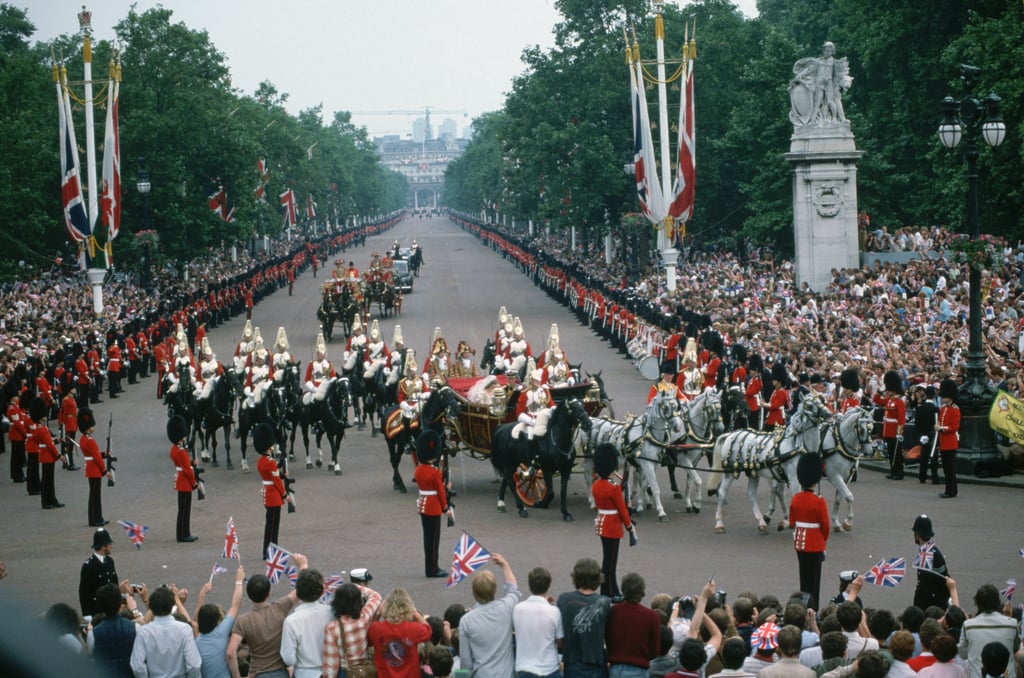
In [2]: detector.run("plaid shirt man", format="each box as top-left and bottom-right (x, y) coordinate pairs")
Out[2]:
(321, 586), (383, 677)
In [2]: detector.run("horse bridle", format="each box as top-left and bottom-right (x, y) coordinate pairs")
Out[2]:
(822, 408), (874, 461)
(679, 392), (721, 445)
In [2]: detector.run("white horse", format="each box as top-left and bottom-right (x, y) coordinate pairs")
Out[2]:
(635, 390), (724, 518)
(576, 392), (684, 520)
(706, 396), (833, 533)
(819, 406), (875, 532)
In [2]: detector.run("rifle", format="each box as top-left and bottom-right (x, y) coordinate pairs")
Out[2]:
(276, 444), (297, 514)
(192, 462), (206, 500)
(105, 413), (117, 487)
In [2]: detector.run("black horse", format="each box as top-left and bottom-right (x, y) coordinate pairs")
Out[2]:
(409, 247), (423, 276)
(164, 364), (198, 450)
(317, 289), (338, 342)
(305, 377), (353, 475)
(196, 371), (242, 469)
(268, 363), (305, 462)
(236, 392), (272, 471)
(490, 397), (592, 521)
(382, 386), (461, 493)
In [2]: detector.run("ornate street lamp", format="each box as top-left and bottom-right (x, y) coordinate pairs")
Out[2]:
(136, 158), (153, 293)
(937, 64), (1008, 477)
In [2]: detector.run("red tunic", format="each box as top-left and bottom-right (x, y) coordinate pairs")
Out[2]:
(766, 388), (789, 427)
(839, 395), (861, 413)
(874, 394), (906, 438)
(938, 405), (961, 451)
(745, 376), (763, 412)
(704, 357), (721, 389)
(59, 394), (78, 434)
(35, 425), (62, 464)
(7, 403), (27, 442)
(170, 444), (196, 492)
(81, 434), (106, 478)
(592, 477), (632, 538)
(258, 454), (286, 507)
(789, 490), (830, 552)
(413, 463), (447, 516)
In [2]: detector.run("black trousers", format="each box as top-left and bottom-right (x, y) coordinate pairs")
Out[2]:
(421, 514), (442, 576)
(263, 505), (281, 560)
(796, 551), (824, 610)
(941, 450), (958, 497)
(176, 491), (192, 540)
(600, 536), (622, 598)
(26, 452), (40, 494)
(40, 461), (58, 507)
(76, 385), (90, 412)
(63, 430), (77, 466)
(918, 438), (940, 483)
(88, 477), (104, 525)
(10, 439), (25, 482)
(885, 437), (904, 477)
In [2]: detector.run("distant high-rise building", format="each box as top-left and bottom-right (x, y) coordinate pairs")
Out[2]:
(463, 120), (475, 139)
(439, 118), (457, 141)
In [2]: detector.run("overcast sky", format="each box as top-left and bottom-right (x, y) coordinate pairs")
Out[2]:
(25, 0), (758, 138)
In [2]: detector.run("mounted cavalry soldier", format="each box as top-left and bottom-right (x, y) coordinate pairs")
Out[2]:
(243, 334), (273, 411)
(495, 306), (512, 348)
(165, 331), (196, 397)
(303, 333), (336, 406)
(364, 319), (391, 380)
(343, 315), (367, 373)
(537, 323), (566, 369)
(398, 351), (430, 435)
(515, 358), (551, 452)
(426, 328), (450, 384)
(196, 337), (223, 402)
(384, 325), (406, 386)
(448, 341), (479, 379)
(233, 319), (255, 375)
(675, 338), (704, 400)
(542, 347), (575, 387)
(271, 326), (295, 383)
(503, 316), (532, 375)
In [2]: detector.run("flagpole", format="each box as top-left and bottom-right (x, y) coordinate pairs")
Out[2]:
(652, 0), (679, 292)
(78, 7), (107, 317)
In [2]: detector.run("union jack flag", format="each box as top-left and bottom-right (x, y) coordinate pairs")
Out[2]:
(57, 77), (91, 266)
(223, 516), (239, 560)
(865, 557), (905, 587)
(320, 573), (345, 604)
(265, 543), (292, 584)
(117, 520), (149, 549)
(913, 542), (936, 571)
(1001, 578), (1017, 602)
(254, 158), (269, 200)
(209, 561), (228, 584)
(280, 189), (297, 229)
(446, 531), (491, 589)
(751, 622), (780, 652)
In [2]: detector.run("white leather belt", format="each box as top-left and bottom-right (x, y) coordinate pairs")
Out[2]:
(175, 467), (183, 472)
(262, 480), (273, 486)
(419, 490), (438, 496)
(884, 418), (898, 422)
(597, 509), (617, 515)
(795, 521), (820, 528)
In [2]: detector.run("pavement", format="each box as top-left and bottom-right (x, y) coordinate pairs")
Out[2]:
(860, 456), (1022, 488)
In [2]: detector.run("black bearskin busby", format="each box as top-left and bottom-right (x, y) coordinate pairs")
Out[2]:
(416, 430), (442, 462)
(166, 415), (188, 445)
(28, 397), (47, 423)
(797, 452), (823, 489)
(77, 408), (96, 432)
(252, 423), (276, 454)
(883, 370), (903, 395)
(594, 442), (619, 479)
(840, 368), (861, 392)
(732, 343), (748, 365)
(702, 330), (724, 357)
(938, 378), (959, 403)
(747, 353), (764, 374)
(771, 362), (789, 387)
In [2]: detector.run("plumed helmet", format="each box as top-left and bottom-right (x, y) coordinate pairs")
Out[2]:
(404, 350), (418, 376)
(253, 326), (263, 344)
(415, 429), (442, 462)
(91, 528), (113, 550)
(797, 452), (823, 488)
(252, 336), (267, 363)
(176, 333), (189, 356)
(315, 332), (327, 358)
(253, 422), (276, 454)
(732, 343), (748, 365)
(683, 338), (698, 364)
(28, 397), (47, 423)
(840, 368), (861, 392)
(431, 327), (448, 355)
(498, 306), (509, 326)
(201, 336), (213, 359)
(167, 415), (188, 444)
(912, 514), (934, 540)
(77, 408), (96, 432)
(594, 442), (619, 479)
(526, 357), (540, 384)
(771, 362), (789, 386)
(883, 370), (903, 394)
(275, 326), (289, 351)
(351, 315), (362, 333)
(939, 378), (959, 402)
(547, 323), (560, 351)
(747, 353), (764, 373)
(456, 340), (474, 356)
(369, 319), (381, 341)
(241, 319), (253, 341)
(392, 324), (404, 347)
(512, 316), (524, 339)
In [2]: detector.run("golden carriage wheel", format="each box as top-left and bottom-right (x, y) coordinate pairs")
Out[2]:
(514, 464), (547, 507)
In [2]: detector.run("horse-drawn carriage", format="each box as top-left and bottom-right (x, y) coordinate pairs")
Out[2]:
(317, 280), (363, 342)
(361, 252), (402, 318)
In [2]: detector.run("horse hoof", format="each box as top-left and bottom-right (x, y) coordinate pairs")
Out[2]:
(497, 504), (507, 513)
(707, 489), (718, 497)
(226, 461), (233, 471)
(674, 492), (683, 499)
(241, 460), (250, 473)
(777, 523), (785, 532)
(758, 524), (769, 533)
(692, 507), (700, 514)
(394, 482), (406, 493)
(357, 423), (365, 431)
(306, 462), (313, 470)
(211, 459), (219, 468)
(201, 453), (211, 462)
(658, 515), (669, 523)
(371, 429), (377, 438)
(842, 521), (853, 531)
(315, 460), (323, 468)
(518, 509), (529, 518)
(288, 454), (296, 462)
(563, 514), (574, 522)
(715, 525), (726, 534)
(334, 465), (343, 476)
(685, 506), (693, 513)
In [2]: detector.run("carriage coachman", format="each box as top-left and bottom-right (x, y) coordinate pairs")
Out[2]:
(448, 341), (479, 379)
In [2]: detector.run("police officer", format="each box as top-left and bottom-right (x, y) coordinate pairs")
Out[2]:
(79, 528), (120, 618)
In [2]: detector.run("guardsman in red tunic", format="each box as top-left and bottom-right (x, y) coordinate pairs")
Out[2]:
(702, 332), (723, 392)
(838, 368), (862, 413)
(765, 363), (791, 428)
(730, 344), (749, 389)
(244, 285), (254, 320)
(873, 370), (906, 480)
(745, 353), (765, 430)
(592, 443), (635, 601)
(286, 264), (295, 296)
(936, 379), (961, 499)
(253, 423), (290, 559)
(59, 385), (79, 470)
(87, 342), (103, 404)
(6, 383), (28, 485)
(167, 415), (198, 543)
(125, 335), (138, 385)
(106, 340), (122, 399)
(661, 320), (685, 377)
(413, 430), (450, 578)
(789, 452), (829, 609)
(30, 397), (66, 509)
(137, 330), (150, 379)
(79, 409), (110, 526)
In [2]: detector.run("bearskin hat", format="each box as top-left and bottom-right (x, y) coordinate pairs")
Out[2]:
(253, 422), (276, 454)
(747, 353), (764, 373)
(938, 378), (959, 403)
(840, 368), (861, 392)
(702, 330), (724, 357)
(771, 362), (789, 386)
(883, 370), (903, 394)
(78, 408), (96, 432)
(797, 452), (823, 489)
(732, 343), (748, 365)
(594, 442), (619, 479)
(166, 415), (188, 444)
(28, 397), (47, 423)
(416, 429), (442, 463)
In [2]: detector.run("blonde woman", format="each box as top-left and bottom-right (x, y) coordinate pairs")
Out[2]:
(367, 588), (431, 678)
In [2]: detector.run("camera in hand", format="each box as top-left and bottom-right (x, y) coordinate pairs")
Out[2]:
(674, 596), (696, 619)
(713, 590), (727, 606)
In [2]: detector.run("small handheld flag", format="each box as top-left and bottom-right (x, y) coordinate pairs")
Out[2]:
(223, 517), (239, 560)
(446, 531), (491, 589)
(864, 557), (906, 587)
(265, 543), (293, 584)
(913, 543), (935, 571)
(1001, 578), (1017, 602)
(117, 520), (149, 549)
(209, 561), (228, 584)
(320, 573), (345, 604)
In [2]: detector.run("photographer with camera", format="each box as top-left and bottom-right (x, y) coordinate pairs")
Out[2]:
(167, 415), (199, 544)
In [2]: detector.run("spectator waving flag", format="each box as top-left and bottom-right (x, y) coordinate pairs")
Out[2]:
(265, 543), (292, 584)
(209, 561), (228, 584)
(913, 542), (936, 571)
(865, 557), (906, 587)
(446, 531), (491, 589)
(1001, 578), (1017, 602)
(223, 517), (239, 560)
(286, 566), (299, 588)
(320, 573), (345, 604)
(117, 520), (149, 549)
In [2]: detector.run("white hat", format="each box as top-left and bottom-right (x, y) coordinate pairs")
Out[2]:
(513, 317), (524, 339)
(404, 349), (418, 376)
(275, 326), (289, 351)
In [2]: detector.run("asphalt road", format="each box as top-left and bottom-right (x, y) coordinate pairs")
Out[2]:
(2, 213), (1019, 622)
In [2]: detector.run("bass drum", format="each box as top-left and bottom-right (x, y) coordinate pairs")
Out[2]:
(637, 355), (661, 380)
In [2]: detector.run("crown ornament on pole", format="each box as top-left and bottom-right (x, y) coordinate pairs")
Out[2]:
(78, 5), (93, 35)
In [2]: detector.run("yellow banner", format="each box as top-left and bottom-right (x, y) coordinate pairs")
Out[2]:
(988, 389), (1024, 445)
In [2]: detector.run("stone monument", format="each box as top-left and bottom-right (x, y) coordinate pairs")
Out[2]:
(786, 42), (863, 293)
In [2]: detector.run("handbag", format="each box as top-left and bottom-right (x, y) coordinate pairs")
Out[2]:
(345, 659), (377, 678)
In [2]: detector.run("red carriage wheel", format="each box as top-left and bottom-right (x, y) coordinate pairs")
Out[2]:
(514, 464), (547, 507)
